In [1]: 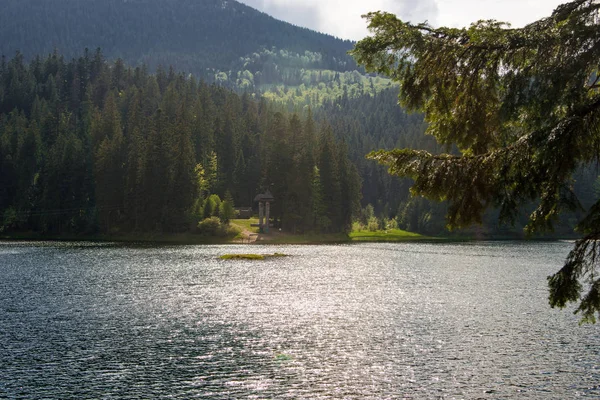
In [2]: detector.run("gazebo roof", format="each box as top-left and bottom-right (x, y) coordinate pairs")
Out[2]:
(254, 190), (274, 202)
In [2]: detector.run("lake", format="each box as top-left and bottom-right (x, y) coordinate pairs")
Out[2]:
(0, 241), (598, 398)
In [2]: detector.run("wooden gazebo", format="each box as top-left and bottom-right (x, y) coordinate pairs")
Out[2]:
(253, 190), (274, 233)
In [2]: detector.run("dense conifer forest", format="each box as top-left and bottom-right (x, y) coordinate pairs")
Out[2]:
(0, 51), (360, 235)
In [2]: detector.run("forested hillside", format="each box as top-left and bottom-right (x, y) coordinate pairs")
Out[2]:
(1, 0), (597, 238)
(0, 0), (355, 77)
(0, 51), (360, 235)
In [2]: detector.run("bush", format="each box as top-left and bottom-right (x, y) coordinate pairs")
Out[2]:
(196, 217), (241, 237)
(224, 224), (242, 237)
(367, 216), (379, 232)
(197, 217), (222, 236)
(386, 218), (398, 230)
(1, 207), (18, 232)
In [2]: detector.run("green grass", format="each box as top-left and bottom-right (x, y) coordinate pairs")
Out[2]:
(231, 218), (259, 233)
(349, 229), (434, 242)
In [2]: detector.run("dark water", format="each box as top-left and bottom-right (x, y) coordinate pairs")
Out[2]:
(0, 241), (598, 399)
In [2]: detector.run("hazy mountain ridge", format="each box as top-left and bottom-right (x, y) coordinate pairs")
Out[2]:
(0, 0), (356, 77)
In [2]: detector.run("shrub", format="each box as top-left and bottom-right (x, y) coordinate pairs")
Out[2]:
(367, 216), (379, 232)
(197, 217), (222, 236)
(197, 217), (242, 237)
(386, 218), (398, 230)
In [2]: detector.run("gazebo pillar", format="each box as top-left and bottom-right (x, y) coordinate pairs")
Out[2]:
(259, 201), (264, 231)
(265, 201), (270, 233)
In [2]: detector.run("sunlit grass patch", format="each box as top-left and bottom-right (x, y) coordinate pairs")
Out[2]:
(231, 218), (259, 233)
(349, 229), (432, 242)
(274, 353), (293, 361)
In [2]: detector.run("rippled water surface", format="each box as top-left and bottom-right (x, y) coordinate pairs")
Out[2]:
(0, 241), (598, 398)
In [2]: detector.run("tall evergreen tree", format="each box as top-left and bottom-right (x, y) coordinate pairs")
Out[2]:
(351, 0), (600, 322)
(318, 124), (342, 232)
(93, 92), (125, 232)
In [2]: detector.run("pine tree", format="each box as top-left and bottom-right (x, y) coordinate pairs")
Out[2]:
(220, 191), (235, 224)
(123, 89), (146, 230)
(93, 92), (125, 232)
(318, 124), (341, 232)
(338, 140), (361, 232)
(351, 0), (600, 322)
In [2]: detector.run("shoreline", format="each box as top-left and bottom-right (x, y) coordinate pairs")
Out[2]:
(0, 231), (578, 246)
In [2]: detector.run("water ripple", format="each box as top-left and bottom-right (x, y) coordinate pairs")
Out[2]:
(0, 241), (598, 398)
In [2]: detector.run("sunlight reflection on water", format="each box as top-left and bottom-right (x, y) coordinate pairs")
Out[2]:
(0, 241), (598, 398)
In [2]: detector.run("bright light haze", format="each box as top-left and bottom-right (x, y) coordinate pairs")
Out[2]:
(238, 0), (570, 41)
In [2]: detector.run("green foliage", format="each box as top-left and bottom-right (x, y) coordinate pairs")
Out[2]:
(197, 217), (222, 235)
(351, 221), (363, 232)
(352, 0), (600, 322)
(208, 195), (222, 217)
(360, 204), (375, 226)
(0, 50), (362, 237)
(367, 217), (379, 232)
(396, 197), (448, 235)
(385, 218), (398, 230)
(197, 217), (241, 237)
(220, 191), (235, 224)
(314, 87), (438, 225)
(202, 197), (216, 220)
(1, 207), (19, 232)
(257, 69), (393, 109)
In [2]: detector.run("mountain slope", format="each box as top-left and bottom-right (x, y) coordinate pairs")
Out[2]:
(0, 0), (355, 76)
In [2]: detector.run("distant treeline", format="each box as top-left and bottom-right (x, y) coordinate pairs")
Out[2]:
(0, 50), (360, 235)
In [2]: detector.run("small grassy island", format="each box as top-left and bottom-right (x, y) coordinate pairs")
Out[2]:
(220, 253), (288, 260)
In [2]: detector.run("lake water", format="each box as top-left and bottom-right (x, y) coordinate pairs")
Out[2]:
(0, 241), (598, 399)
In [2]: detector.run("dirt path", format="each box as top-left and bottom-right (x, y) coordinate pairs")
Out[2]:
(227, 229), (255, 244)
(232, 228), (284, 243)
(230, 221), (288, 244)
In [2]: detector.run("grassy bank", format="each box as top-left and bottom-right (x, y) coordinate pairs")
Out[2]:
(229, 221), (438, 244)
(349, 229), (435, 242)
(12, 225), (562, 245)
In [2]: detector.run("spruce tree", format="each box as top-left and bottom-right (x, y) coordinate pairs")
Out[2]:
(352, 0), (600, 322)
